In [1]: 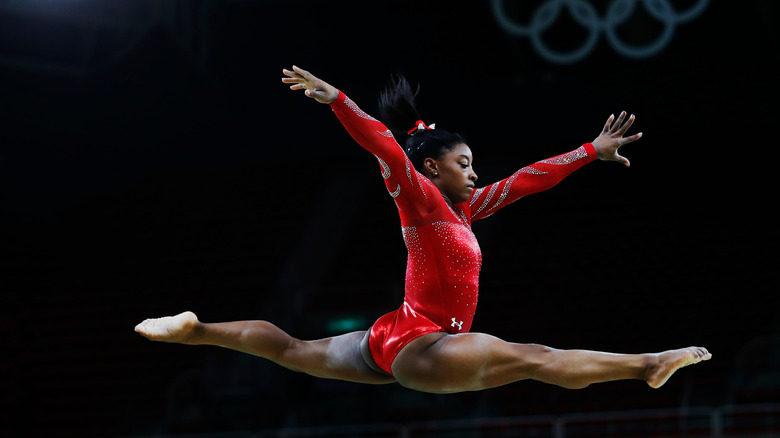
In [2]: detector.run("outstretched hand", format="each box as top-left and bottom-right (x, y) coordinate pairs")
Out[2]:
(592, 111), (643, 167)
(281, 65), (339, 104)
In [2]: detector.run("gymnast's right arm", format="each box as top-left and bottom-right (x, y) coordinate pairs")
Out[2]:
(282, 66), (435, 212)
(282, 65), (401, 158)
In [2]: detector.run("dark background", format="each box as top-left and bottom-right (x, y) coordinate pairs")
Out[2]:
(1, 0), (778, 437)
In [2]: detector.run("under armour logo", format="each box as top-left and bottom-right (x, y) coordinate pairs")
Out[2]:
(451, 318), (463, 331)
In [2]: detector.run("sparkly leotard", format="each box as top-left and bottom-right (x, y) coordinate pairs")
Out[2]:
(330, 91), (596, 375)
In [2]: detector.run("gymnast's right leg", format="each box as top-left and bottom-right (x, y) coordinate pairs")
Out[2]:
(134, 311), (396, 385)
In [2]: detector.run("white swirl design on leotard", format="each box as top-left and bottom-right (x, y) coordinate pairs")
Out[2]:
(539, 146), (588, 165)
(518, 167), (548, 175)
(344, 96), (378, 121)
(376, 156), (391, 179)
(473, 183), (499, 217)
(482, 171), (521, 216)
(470, 187), (485, 206)
(377, 129), (394, 138)
(389, 184), (401, 198)
(419, 175), (434, 199)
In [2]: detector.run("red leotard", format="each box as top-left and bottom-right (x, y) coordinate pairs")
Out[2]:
(330, 91), (596, 375)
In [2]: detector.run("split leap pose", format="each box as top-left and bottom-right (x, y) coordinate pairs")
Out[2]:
(136, 66), (710, 394)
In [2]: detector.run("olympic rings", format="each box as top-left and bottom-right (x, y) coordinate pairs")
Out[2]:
(492, 0), (709, 64)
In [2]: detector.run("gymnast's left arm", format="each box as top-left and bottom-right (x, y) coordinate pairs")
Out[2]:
(469, 111), (642, 221)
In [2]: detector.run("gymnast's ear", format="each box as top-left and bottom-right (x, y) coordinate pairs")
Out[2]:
(423, 157), (439, 178)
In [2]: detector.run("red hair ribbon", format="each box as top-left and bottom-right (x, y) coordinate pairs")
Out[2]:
(407, 120), (436, 135)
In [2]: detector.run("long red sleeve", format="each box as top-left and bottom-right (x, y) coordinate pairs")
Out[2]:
(467, 144), (597, 221)
(330, 91), (440, 220)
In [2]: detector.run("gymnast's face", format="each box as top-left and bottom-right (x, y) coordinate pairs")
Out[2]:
(426, 143), (478, 206)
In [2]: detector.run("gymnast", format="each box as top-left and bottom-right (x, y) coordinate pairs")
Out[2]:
(136, 65), (710, 393)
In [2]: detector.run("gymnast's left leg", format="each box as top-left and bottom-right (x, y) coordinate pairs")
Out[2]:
(135, 311), (396, 385)
(391, 332), (711, 394)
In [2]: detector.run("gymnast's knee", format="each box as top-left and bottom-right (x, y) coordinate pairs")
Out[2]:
(517, 343), (560, 372)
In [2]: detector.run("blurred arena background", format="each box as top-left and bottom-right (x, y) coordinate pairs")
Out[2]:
(1, 1), (778, 437)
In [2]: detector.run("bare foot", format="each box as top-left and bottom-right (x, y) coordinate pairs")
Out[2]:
(646, 347), (711, 389)
(135, 311), (200, 344)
